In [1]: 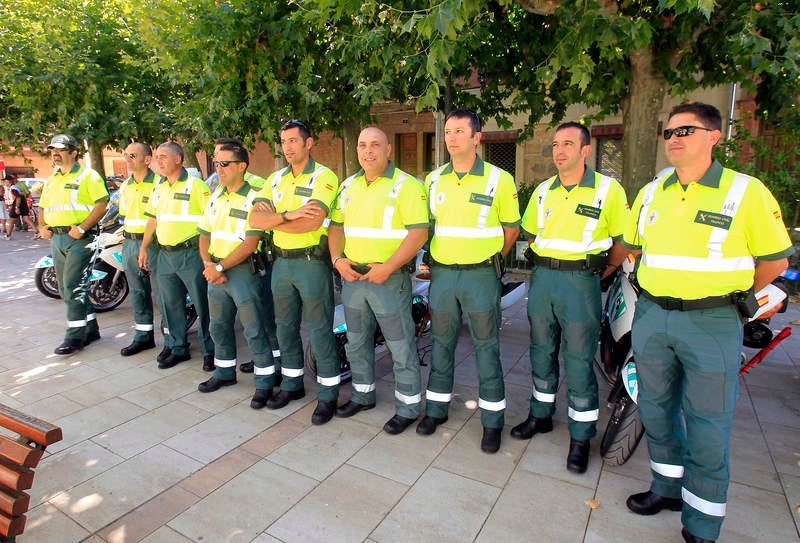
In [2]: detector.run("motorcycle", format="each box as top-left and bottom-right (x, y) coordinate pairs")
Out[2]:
(597, 255), (792, 466)
(33, 192), (130, 312)
(303, 251), (528, 382)
(33, 192), (198, 330)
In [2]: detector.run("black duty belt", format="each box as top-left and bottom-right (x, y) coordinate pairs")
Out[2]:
(641, 290), (736, 311)
(123, 231), (145, 240)
(161, 236), (199, 252)
(432, 258), (493, 270)
(532, 255), (588, 271)
(275, 246), (322, 260)
(210, 255), (223, 263)
(351, 261), (416, 274)
(50, 225), (97, 237)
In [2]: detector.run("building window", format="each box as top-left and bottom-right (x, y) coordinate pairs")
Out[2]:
(484, 141), (517, 176)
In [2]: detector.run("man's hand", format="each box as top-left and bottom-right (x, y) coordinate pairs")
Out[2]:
(203, 262), (227, 285)
(68, 225), (84, 240)
(138, 248), (149, 270)
(38, 225), (52, 240)
(286, 201), (324, 221)
(333, 257), (365, 283)
(361, 262), (392, 285)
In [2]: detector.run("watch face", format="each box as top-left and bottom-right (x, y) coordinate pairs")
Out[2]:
(216, 263), (224, 272)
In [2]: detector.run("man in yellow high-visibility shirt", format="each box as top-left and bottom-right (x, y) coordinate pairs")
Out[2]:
(249, 120), (340, 422)
(139, 142), (214, 370)
(118, 142), (166, 357)
(513, 122), (628, 474)
(38, 134), (109, 355)
(196, 142), (277, 407)
(623, 103), (793, 543)
(329, 127), (429, 434)
(417, 109), (520, 454)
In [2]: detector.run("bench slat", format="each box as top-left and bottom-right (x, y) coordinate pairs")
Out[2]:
(0, 487), (29, 517)
(0, 435), (44, 468)
(0, 510), (26, 538)
(0, 404), (62, 447)
(0, 461), (33, 492)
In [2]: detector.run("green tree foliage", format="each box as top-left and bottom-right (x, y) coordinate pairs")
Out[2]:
(135, 0), (433, 174)
(0, 1), (172, 174)
(309, 0), (799, 194)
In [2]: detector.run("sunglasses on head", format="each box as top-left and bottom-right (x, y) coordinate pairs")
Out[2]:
(282, 119), (309, 131)
(663, 126), (713, 140)
(213, 160), (244, 168)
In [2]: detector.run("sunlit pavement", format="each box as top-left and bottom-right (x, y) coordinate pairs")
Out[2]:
(2, 233), (799, 543)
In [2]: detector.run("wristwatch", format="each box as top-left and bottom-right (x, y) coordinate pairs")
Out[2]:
(76, 225), (86, 235)
(215, 263), (224, 273)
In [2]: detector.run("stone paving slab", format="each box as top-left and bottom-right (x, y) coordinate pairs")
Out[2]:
(0, 237), (798, 542)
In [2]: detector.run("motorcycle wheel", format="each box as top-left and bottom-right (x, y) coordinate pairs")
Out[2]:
(88, 273), (130, 312)
(600, 394), (644, 466)
(34, 267), (61, 299)
(304, 331), (351, 383)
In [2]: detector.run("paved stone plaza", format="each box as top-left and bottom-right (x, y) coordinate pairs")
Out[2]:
(1, 234), (799, 542)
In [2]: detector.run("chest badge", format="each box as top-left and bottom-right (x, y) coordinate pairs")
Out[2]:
(646, 210), (658, 225)
(544, 208), (552, 220)
(436, 192), (446, 205)
(275, 190), (284, 202)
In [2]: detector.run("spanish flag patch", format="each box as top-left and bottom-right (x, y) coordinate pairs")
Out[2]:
(325, 183), (334, 191)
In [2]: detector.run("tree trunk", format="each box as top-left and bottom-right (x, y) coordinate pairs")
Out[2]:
(341, 118), (360, 178)
(86, 141), (106, 178)
(621, 46), (667, 196)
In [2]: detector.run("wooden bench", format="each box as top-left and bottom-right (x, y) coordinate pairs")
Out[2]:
(0, 404), (62, 542)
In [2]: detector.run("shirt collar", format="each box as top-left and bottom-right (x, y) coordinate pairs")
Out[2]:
(221, 180), (252, 196)
(441, 155), (485, 177)
(55, 163), (81, 177)
(127, 169), (156, 185)
(356, 160), (397, 182)
(551, 165), (596, 190)
(282, 157), (317, 177)
(662, 159), (723, 189)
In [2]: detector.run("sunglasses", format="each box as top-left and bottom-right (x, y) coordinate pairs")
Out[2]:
(213, 160), (244, 168)
(126, 153), (137, 159)
(663, 126), (713, 140)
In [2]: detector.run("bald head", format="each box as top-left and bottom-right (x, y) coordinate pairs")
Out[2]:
(357, 127), (392, 181)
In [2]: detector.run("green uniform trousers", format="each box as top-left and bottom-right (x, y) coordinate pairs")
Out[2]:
(52, 232), (99, 341)
(342, 271), (421, 418)
(271, 257), (339, 401)
(157, 247), (213, 356)
(209, 263), (275, 389)
(632, 296), (742, 541)
(122, 238), (166, 343)
(259, 263), (280, 358)
(425, 266), (505, 428)
(527, 267), (600, 440)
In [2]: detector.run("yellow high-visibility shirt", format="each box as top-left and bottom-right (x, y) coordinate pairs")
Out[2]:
(119, 169), (158, 234)
(521, 167), (628, 260)
(425, 156), (520, 264)
(144, 169), (210, 246)
(198, 182), (263, 260)
(40, 163), (109, 227)
(253, 158), (338, 250)
(623, 160), (793, 299)
(331, 162), (429, 263)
